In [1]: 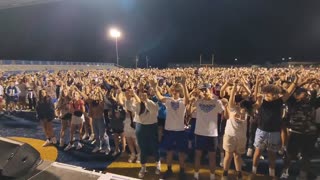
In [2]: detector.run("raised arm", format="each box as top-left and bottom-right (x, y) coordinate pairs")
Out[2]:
(181, 76), (189, 105)
(241, 77), (251, 95)
(220, 80), (228, 98)
(149, 78), (166, 103)
(228, 79), (238, 109)
(281, 71), (300, 102)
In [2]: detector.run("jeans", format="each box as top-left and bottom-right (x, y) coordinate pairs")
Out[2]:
(93, 116), (110, 150)
(135, 123), (160, 164)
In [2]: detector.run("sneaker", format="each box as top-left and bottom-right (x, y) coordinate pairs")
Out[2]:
(82, 133), (89, 140)
(105, 148), (111, 155)
(247, 148), (253, 157)
(112, 149), (120, 156)
(89, 134), (95, 141)
(280, 171), (289, 179)
(162, 169), (173, 179)
(91, 140), (96, 145)
(64, 143), (73, 151)
(59, 138), (65, 147)
(260, 155), (264, 160)
(92, 147), (100, 153)
(155, 162), (161, 175)
(138, 167), (147, 178)
(42, 139), (52, 147)
(76, 143), (83, 150)
(136, 154), (141, 163)
(128, 154), (136, 163)
(278, 147), (285, 155)
(51, 137), (57, 144)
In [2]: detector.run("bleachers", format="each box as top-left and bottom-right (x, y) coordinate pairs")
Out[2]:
(0, 60), (118, 72)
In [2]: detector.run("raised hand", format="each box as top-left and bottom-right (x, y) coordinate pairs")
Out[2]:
(149, 77), (158, 88)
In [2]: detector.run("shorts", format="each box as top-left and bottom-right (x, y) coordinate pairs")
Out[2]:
(6, 96), (17, 103)
(254, 128), (281, 152)
(61, 113), (72, 121)
(195, 135), (218, 152)
(162, 130), (188, 152)
(124, 127), (136, 138)
(158, 118), (165, 127)
(223, 134), (247, 154)
(71, 115), (85, 125)
(112, 129), (124, 134)
(287, 132), (317, 157)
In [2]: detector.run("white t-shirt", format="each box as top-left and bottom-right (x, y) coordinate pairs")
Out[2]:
(125, 99), (158, 125)
(224, 106), (248, 137)
(195, 98), (224, 137)
(164, 98), (186, 131)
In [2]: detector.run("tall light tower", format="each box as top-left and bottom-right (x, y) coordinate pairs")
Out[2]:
(109, 28), (121, 66)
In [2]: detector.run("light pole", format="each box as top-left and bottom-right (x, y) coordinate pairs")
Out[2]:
(146, 56), (149, 68)
(135, 56), (139, 69)
(109, 28), (121, 66)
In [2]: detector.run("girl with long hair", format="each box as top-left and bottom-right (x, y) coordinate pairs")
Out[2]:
(36, 89), (57, 147)
(64, 90), (85, 151)
(56, 88), (72, 147)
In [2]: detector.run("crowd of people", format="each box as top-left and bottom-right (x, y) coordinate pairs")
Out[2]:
(0, 67), (320, 180)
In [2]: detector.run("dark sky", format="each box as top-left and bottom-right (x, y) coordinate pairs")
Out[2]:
(0, 0), (320, 67)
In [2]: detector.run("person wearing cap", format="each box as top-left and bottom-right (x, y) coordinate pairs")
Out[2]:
(281, 80), (320, 179)
(193, 83), (226, 180)
(250, 71), (300, 178)
(150, 76), (189, 180)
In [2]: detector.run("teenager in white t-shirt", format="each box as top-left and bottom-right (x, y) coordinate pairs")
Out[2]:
(222, 79), (251, 180)
(193, 83), (226, 180)
(150, 76), (189, 179)
(125, 88), (161, 179)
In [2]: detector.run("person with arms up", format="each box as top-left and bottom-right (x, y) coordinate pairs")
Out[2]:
(250, 71), (300, 179)
(193, 83), (226, 180)
(150, 75), (189, 180)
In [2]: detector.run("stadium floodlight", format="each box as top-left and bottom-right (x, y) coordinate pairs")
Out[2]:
(282, 58), (285, 61)
(109, 28), (121, 66)
(235, 58), (238, 61)
(288, 57), (292, 60)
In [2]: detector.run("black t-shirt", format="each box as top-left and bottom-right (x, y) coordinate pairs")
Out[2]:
(257, 98), (283, 132)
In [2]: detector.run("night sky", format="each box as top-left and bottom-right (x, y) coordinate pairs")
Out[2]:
(0, 0), (319, 67)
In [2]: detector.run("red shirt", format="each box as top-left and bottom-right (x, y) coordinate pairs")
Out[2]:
(70, 99), (84, 112)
